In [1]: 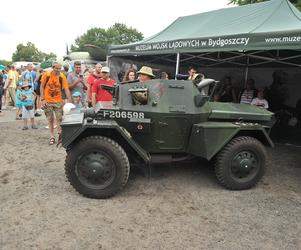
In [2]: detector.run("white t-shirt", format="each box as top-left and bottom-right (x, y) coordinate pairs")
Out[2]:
(251, 98), (269, 109)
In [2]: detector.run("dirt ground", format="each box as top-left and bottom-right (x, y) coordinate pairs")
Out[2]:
(1, 111), (301, 250)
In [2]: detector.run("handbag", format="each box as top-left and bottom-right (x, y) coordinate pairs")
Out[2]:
(25, 105), (33, 110)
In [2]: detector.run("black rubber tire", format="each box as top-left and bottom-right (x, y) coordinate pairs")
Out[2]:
(215, 136), (267, 190)
(65, 136), (130, 199)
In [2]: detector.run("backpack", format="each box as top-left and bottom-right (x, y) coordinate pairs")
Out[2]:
(44, 74), (66, 99)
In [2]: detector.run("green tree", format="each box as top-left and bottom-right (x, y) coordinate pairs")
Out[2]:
(71, 23), (143, 52)
(12, 42), (56, 62)
(229, 0), (301, 10)
(106, 23), (144, 45)
(71, 27), (107, 51)
(40, 52), (57, 61)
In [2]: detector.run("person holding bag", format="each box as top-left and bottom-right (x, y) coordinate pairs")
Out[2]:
(20, 81), (38, 130)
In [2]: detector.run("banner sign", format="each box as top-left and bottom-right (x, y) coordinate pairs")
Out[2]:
(109, 33), (301, 55)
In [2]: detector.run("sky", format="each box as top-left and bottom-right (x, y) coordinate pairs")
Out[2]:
(0, 0), (234, 61)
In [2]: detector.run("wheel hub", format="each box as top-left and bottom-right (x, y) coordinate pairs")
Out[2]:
(76, 152), (115, 187)
(86, 161), (105, 179)
(231, 151), (258, 180)
(239, 159), (253, 173)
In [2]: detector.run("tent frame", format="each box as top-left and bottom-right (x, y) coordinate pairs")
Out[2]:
(108, 49), (301, 86)
(136, 50), (301, 68)
(174, 50), (301, 82)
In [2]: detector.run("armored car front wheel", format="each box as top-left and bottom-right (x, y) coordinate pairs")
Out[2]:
(65, 136), (130, 199)
(214, 136), (267, 190)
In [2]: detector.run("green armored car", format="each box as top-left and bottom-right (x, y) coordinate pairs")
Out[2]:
(61, 79), (274, 198)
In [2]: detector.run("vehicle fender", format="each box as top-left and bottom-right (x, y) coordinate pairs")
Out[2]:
(187, 122), (274, 160)
(62, 119), (150, 163)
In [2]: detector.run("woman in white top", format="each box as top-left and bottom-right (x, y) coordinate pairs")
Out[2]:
(251, 88), (269, 109)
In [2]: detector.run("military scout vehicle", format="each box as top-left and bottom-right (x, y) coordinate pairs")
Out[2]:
(61, 78), (274, 199)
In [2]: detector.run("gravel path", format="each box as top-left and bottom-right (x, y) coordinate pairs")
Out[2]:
(0, 114), (300, 250)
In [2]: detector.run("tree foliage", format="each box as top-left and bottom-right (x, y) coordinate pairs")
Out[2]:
(229, 0), (301, 10)
(12, 42), (56, 62)
(107, 23), (144, 45)
(71, 23), (144, 52)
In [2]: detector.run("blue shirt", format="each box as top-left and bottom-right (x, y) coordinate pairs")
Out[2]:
(74, 102), (82, 109)
(31, 71), (37, 90)
(22, 71), (34, 88)
(16, 89), (23, 106)
(72, 102), (82, 113)
(31, 71), (37, 82)
(20, 89), (34, 107)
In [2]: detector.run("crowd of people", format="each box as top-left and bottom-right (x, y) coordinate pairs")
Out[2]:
(1, 62), (298, 145)
(186, 66), (269, 108)
(213, 76), (269, 108)
(0, 62), (158, 145)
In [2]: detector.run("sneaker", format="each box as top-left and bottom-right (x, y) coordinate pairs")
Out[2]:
(45, 125), (49, 129)
(2, 106), (7, 110)
(22, 126), (29, 130)
(12, 107), (17, 110)
(34, 113), (42, 117)
(32, 125), (38, 129)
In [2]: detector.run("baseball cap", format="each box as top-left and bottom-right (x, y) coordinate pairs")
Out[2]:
(72, 91), (82, 97)
(101, 66), (110, 73)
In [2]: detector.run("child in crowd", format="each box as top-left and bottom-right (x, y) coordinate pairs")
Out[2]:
(20, 81), (38, 130)
(62, 91), (83, 118)
(72, 91), (83, 111)
(15, 83), (23, 120)
(251, 88), (269, 109)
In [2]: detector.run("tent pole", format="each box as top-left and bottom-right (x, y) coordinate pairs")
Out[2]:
(107, 55), (110, 67)
(244, 55), (250, 87)
(175, 53), (180, 79)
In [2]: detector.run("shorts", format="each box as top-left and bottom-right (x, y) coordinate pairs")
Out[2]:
(35, 83), (41, 96)
(44, 103), (63, 122)
(22, 106), (35, 119)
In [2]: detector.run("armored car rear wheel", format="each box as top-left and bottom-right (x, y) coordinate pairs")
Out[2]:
(215, 136), (266, 190)
(65, 136), (130, 199)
